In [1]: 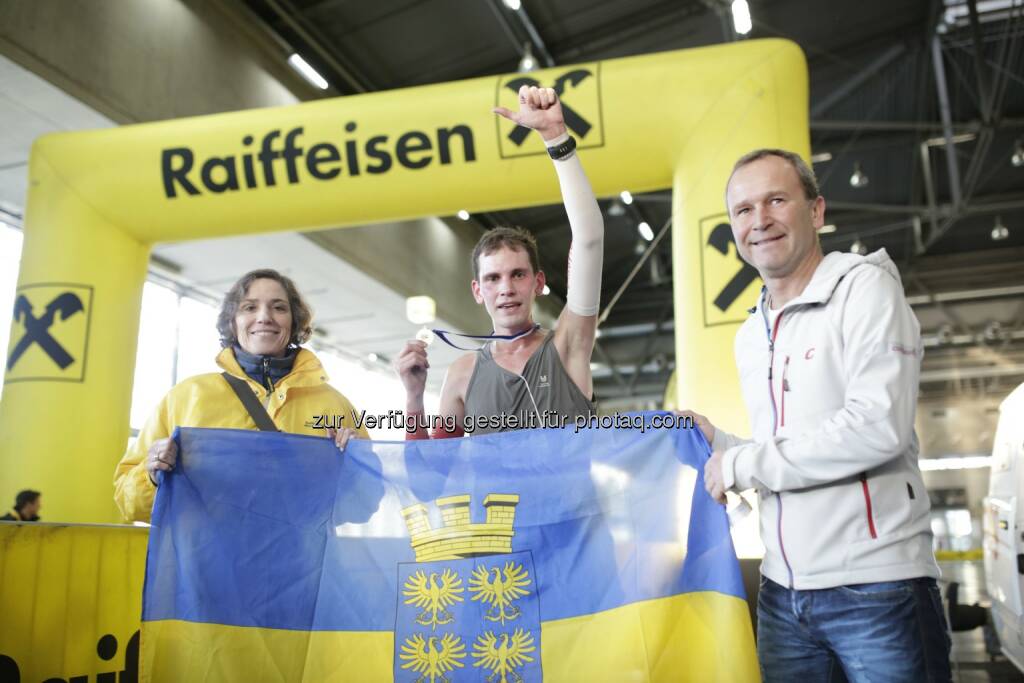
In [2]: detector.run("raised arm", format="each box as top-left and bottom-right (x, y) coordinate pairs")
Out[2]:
(494, 86), (604, 396)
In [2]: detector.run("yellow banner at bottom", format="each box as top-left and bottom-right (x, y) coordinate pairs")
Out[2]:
(0, 523), (148, 681)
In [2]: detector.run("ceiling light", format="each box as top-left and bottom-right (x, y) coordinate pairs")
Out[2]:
(810, 152), (833, 164)
(936, 323), (954, 345)
(924, 132), (977, 147)
(940, 0), (1019, 33)
(991, 215), (1009, 241)
(517, 43), (537, 73)
(607, 200), (626, 217)
(984, 320), (1005, 341)
(850, 239), (867, 255)
(731, 0), (752, 35)
(1012, 140), (1024, 167)
(406, 295), (436, 325)
(638, 221), (654, 241)
(503, 0), (521, 9)
(918, 455), (991, 472)
(620, 190), (633, 205)
(457, 209), (470, 221)
(819, 224), (837, 234)
(542, 285), (550, 295)
(287, 54), (328, 90)
(367, 353), (379, 363)
(650, 257), (665, 285)
(849, 163), (869, 189)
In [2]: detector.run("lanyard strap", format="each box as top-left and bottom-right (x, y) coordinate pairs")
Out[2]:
(431, 324), (541, 351)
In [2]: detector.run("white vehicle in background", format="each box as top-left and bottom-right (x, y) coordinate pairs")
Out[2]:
(983, 382), (1024, 672)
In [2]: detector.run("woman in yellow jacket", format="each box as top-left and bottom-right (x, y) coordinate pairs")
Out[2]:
(113, 269), (368, 522)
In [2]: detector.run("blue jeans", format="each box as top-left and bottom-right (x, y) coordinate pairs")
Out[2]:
(757, 576), (952, 682)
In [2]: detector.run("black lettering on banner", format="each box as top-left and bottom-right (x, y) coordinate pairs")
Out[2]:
(258, 129), (282, 187)
(282, 128), (304, 183)
(200, 156), (239, 193)
(396, 131), (433, 169)
(0, 655), (19, 683)
(241, 135), (258, 187)
(437, 125), (476, 164)
(364, 135), (392, 174)
(3, 630), (140, 683)
(161, 147), (200, 198)
(344, 121), (361, 176)
(160, 121), (476, 198)
(306, 143), (341, 180)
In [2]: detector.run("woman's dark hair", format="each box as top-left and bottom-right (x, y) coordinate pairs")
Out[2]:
(216, 269), (313, 349)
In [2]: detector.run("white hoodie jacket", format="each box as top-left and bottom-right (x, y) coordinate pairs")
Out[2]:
(715, 248), (939, 589)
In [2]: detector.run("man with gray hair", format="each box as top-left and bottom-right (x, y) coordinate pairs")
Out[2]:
(686, 149), (951, 680)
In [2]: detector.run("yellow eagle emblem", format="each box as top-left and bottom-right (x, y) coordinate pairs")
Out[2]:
(469, 561), (531, 625)
(472, 628), (536, 683)
(403, 568), (465, 629)
(399, 633), (466, 683)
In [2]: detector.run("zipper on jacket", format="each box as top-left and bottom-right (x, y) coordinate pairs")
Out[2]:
(262, 357), (274, 391)
(764, 311), (784, 434)
(781, 356), (790, 428)
(762, 298), (795, 588)
(859, 473), (878, 539)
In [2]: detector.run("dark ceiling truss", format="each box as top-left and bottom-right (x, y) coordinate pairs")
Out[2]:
(915, 1), (1024, 251)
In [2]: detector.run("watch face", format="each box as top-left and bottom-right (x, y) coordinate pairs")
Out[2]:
(549, 138), (576, 159)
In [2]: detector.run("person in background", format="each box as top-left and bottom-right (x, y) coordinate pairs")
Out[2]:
(1, 489), (42, 521)
(113, 268), (366, 522)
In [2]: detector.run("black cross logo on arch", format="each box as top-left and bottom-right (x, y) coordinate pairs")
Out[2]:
(707, 223), (759, 312)
(7, 292), (84, 370)
(505, 69), (594, 146)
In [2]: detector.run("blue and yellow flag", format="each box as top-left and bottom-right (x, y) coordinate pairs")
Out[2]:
(142, 415), (758, 681)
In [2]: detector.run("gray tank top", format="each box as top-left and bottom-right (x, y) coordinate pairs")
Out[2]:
(464, 332), (595, 435)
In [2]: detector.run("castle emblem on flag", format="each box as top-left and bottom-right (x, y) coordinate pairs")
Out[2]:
(394, 493), (542, 682)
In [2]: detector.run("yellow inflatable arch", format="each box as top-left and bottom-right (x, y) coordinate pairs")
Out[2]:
(1, 39), (808, 522)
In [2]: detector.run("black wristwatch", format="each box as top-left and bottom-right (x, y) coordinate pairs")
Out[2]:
(546, 136), (577, 161)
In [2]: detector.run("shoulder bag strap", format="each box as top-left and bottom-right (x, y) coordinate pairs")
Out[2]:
(221, 372), (279, 432)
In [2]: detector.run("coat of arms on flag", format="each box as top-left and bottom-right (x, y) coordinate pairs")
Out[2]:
(395, 494), (541, 682)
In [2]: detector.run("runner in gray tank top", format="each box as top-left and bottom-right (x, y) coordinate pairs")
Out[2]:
(395, 86), (603, 438)
(464, 332), (594, 434)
